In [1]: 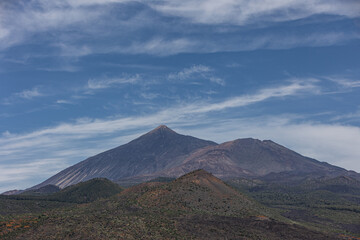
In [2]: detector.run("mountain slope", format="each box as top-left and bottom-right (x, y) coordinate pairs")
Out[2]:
(154, 138), (354, 179)
(32, 125), (217, 189)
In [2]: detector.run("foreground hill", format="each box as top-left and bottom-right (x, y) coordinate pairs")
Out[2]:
(28, 125), (359, 191)
(228, 175), (360, 236)
(47, 178), (123, 203)
(120, 169), (266, 217)
(0, 178), (122, 218)
(2, 170), (341, 240)
(20, 185), (60, 196)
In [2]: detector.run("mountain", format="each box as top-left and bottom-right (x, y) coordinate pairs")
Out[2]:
(31, 125), (216, 189)
(30, 125), (358, 190)
(141, 138), (357, 180)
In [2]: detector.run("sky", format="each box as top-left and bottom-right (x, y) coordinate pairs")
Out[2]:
(0, 0), (360, 192)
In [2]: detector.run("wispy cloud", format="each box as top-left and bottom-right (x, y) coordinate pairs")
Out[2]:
(1, 87), (44, 105)
(150, 0), (360, 25)
(168, 65), (225, 85)
(168, 65), (211, 80)
(0, 159), (70, 193)
(87, 75), (141, 89)
(0, 80), (316, 153)
(1, 0), (358, 59)
(0, 79), (325, 191)
(331, 109), (360, 123)
(15, 87), (43, 99)
(113, 32), (359, 56)
(184, 79), (318, 113)
(327, 77), (360, 88)
(56, 99), (74, 104)
(124, 38), (197, 56)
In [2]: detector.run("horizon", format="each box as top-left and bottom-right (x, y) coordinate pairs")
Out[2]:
(1, 0), (360, 192)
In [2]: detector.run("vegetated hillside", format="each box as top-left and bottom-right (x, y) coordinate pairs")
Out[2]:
(1, 190), (22, 196)
(32, 125), (216, 189)
(123, 169), (266, 217)
(47, 178), (123, 203)
(0, 178), (121, 218)
(228, 175), (360, 237)
(2, 170), (342, 240)
(0, 195), (73, 218)
(20, 185), (61, 196)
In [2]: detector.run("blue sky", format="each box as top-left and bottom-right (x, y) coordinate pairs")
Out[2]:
(1, 0), (360, 192)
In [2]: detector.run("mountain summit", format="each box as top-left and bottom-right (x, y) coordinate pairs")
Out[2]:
(32, 125), (216, 189)
(31, 125), (358, 190)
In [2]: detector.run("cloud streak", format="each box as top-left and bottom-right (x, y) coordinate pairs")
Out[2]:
(0, 0), (358, 58)
(0, 79), (326, 191)
(87, 75), (141, 89)
(150, 0), (360, 25)
(15, 87), (43, 99)
(327, 77), (360, 88)
(1, 87), (44, 105)
(0, 79), (317, 150)
(185, 79), (318, 113)
(168, 65), (225, 85)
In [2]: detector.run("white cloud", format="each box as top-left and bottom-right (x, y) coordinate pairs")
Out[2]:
(1, 1), (357, 57)
(0, 80), (318, 153)
(56, 99), (73, 104)
(327, 77), (360, 88)
(168, 65), (225, 85)
(87, 75), (141, 89)
(1, 87), (44, 105)
(124, 38), (197, 56)
(0, 159), (69, 193)
(57, 43), (92, 57)
(115, 32), (358, 56)
(184, 79), (318, 113)
(15, 87), (43, 99)
(209, 77), (225, 86)
(168, 65), (211, 80)
(150, 0), (360, 25)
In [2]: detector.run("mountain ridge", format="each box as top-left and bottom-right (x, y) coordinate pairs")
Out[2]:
(28, 125), (359, 191)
